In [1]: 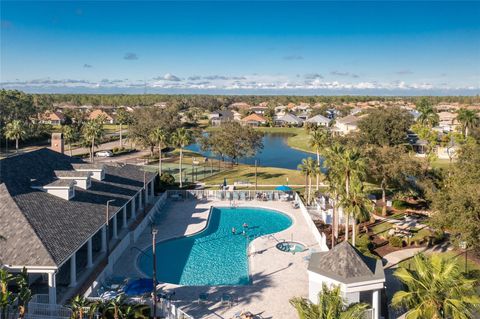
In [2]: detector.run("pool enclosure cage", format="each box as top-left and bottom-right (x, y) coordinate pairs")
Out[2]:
(166, 189), (295, 202)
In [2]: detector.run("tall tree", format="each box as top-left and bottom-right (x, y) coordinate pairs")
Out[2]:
(392, 254), (480, 319)
(130, 106), (180, 156)
(171, 128), (192, 188)
(416, 98), (439, 127)
(0, 90), (35, 129)
(200, 122), (263, 164)
(16, 268), (32, 319)
(338, 181), (373, 246)
(357, 107), (413, 146)
(62, 125), (77, 157)
(4, 120), (27, 151)
(290, 284), (369, 319)
(325, 144), (366, 242)
(115, 108), (134, 147)
(150, 128), (169, 176)
(456, 108), (479, 138)
(82, 118), (105, 162)
(309, 127), (330, 190)
(429, 144), (480, 251)
(365, 146), (423, 216)
(298, 157), (317, 205)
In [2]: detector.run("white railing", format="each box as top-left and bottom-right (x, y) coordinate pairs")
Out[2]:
(166, 189), (294, 202)
(362, 308), (373, 319)
(158, 298), (194, 319)
(295, 193), (329, 251)
(26, 302), (72, 319)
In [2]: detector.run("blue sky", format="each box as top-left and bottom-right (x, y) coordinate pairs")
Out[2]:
(1, 1), (479, 95)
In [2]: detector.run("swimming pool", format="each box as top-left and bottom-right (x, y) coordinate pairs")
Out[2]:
(137, 206), (292, 286)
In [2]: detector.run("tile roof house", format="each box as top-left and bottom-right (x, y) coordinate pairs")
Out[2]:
(87, 109), (115, 124)
(308, 242), (385, 319)
(37, 111), (66, 125)
(0, 148), (157, 304)
(241, 113), (267, 126)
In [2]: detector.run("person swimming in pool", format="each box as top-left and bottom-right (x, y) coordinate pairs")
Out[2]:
(242, 223), (248, 228)
(232, 227), (236, 234)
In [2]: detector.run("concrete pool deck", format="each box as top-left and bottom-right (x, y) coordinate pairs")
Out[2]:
(111, 198), (321, 319)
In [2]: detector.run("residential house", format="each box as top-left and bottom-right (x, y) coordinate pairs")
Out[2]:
(37, 111), (66, 125)
(305, 114), (331, 127)
(333, 114), (363, 135)
(292, 103), (311, 113)
(249, 106), (268, 115)
(274, 105), (288, 116)
(228, 102), (251, 110)
(209, 110), (234, 126)
(88, 109), (115, 124)
(274, 113), (304, 126)
(241, 113), (267, 127)
(0, 148), (157, 305)
(437, 111), (458, 132)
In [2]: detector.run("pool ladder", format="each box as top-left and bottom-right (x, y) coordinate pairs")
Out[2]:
(267, 234), (285, 243)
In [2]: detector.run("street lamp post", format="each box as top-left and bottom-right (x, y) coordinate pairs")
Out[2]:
(151, 226), (158, 319)
(105, 199), (115, 263)
(460, 241), (468, 273)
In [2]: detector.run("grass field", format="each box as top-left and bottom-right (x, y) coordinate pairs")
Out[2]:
(399, 250), (480, 275)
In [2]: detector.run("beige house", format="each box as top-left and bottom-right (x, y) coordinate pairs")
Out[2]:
(37, 111), (66, 125)
(88, 109), (114, 124)
(333, 114), (363, 135)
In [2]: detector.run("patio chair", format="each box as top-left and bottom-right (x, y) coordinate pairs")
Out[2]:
(197, 292), (209, 304)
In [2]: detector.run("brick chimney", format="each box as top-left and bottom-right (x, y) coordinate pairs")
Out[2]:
(51, 133), (64, 154)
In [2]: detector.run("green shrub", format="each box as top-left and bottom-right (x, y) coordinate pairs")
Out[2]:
(432, 231), (445, 245)
(392, 200), (408, 210)
(160, 172), (175, 185)
(389, 236), (403, 248)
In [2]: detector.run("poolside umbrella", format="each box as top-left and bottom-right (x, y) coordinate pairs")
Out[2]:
(123, 278), (153, 296)
(275, 185), (292, 192)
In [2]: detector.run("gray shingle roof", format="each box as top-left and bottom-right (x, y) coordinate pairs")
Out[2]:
(0, 148), (156, 268)
(307, 241), (385, 284)
(54, 170), (92, 178)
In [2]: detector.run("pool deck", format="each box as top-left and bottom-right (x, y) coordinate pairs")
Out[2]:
(111, 198), (321, 319)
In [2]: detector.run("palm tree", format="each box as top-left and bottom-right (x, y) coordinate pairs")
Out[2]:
(116, 108), (133, 148)
(290, 283), (369, 319)
(325, 144), (366, 242)
(417, 98), (439, 127)
(309, 128), (329, 190)
(171, 128), (192, 188)
(82, 119), (105, 162)
(16, 268), (31, 318)
(392, 253), (480, 319)
(5, 120), (27, 152)
(150, 128), (169, 176)
(105, 295), (125, 319)
(0, 269), (14, 317)
(69, 295), (89, 319)
(457, 108), (479, 138)
(338, 182), (373, 246)
(298, 157), (317, 205)
(62, 125), (77, 157)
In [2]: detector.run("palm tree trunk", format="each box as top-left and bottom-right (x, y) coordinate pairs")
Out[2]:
(158, 147), (162, 175)
(316, 150), (320, 191)
(119, 123), (123, 147)
(465, 126), (469, 138)
(179, 148), (183, 188)
(69, 142), (72, 157)
(352, 218), (357, 246)
(381, 178), (387, 216)
(308, 176), (312, 205)
(15, 138), (19, 152)
(91, 138), (95, 163)
(344, 211), (349, 242)
(331, 201), (336, 249)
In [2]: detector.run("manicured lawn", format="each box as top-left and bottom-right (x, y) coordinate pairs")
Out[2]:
(371, 220), (394, 237)
(399, 250), (480, 276)
(431, 158), (453, 170)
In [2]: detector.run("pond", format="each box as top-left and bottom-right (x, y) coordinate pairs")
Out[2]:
(186, 133), (315, 170)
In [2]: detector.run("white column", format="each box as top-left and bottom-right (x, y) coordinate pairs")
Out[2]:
(372, 289), (380, 319)
(48, 272), (57, 305)
(101, 226), (107, 252)
(122, 206), (127, 229)
(131, 197), (136, 219)
(87, 238), (93, 268)
(145, 183), (149, 204)
(69, 253), (77, 287)
(139, 190), (144, 210)
(112, 214), (118, 239)
(150, 181), (155, 201)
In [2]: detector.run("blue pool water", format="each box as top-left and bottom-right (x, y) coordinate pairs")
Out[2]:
(137, 207), (292, 286)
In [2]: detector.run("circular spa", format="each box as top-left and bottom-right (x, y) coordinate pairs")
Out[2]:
(138, 206), (292, 286)
(276, 241), (306, 253)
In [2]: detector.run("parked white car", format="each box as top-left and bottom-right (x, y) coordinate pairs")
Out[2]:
(95, 150), (113, 157)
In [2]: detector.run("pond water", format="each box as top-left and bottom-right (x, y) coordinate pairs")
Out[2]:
(186, 133), (315, 170)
